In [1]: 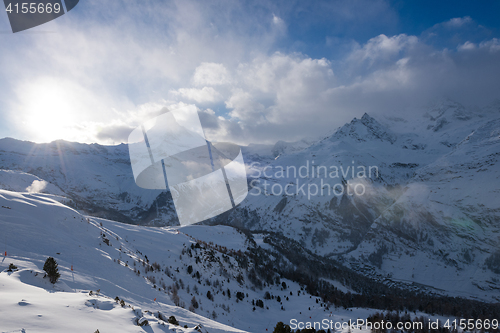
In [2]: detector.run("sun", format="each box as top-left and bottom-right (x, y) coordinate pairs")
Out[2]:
(17, 78), (81, 143)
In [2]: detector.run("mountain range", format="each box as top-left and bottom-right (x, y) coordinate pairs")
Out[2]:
(1, 99), (500, 331)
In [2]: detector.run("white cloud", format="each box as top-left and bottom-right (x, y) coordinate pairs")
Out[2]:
(348, 34), (418, 66)
(237, 53), (332, 94)
(458, 41), (476, 51)
(225, 89), (266, 122)
(103, 32), (500, 146)
(272, 14), (286, 34)
(479, 38), (500, 52)
(26, 180), (48, 193)
(272, 14), (284, 26)
(192, 63), (231, 86)
(443, 16), (472, 29)
(172, 87), (223, 103)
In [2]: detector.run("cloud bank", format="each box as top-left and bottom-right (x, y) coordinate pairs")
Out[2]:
(0, 0), (499, 145)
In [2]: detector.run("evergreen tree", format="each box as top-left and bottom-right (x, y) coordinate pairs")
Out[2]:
(43, 257), (60, 284)
(167, 315), (179, 325)
(190, 296), (199, 309)
(273, 321), (291, 333)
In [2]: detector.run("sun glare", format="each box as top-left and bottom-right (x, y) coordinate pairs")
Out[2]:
(19, 79), (80, 143)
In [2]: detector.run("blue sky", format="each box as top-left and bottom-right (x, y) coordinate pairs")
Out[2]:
(0, 0), (499, 145)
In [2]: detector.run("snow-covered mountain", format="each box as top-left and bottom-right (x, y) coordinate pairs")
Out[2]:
(0, 136), (311, 226)
(219, 99), (500, 302)
(1, 99), (500, 308)
(0, 138), (179, 226)
(1, 189), (497, 332)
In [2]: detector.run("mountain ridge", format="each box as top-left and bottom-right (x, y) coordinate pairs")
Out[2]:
(1, 100), (499, 302)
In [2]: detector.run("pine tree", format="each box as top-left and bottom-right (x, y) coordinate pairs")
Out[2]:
(273, 321), (292, 333)
(168, 315), (179, 325)
(43, 257), (60, 284)
(191, 296), (199, 309)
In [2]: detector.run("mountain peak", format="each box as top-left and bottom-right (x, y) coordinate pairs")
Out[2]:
(361, 112), (372, 121)
(332, 113), (397, 144)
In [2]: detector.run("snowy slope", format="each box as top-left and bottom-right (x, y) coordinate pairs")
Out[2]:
(0, 169), (64, 195)
(0, 190), (250, 332)
(1, 189), (388, 332)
